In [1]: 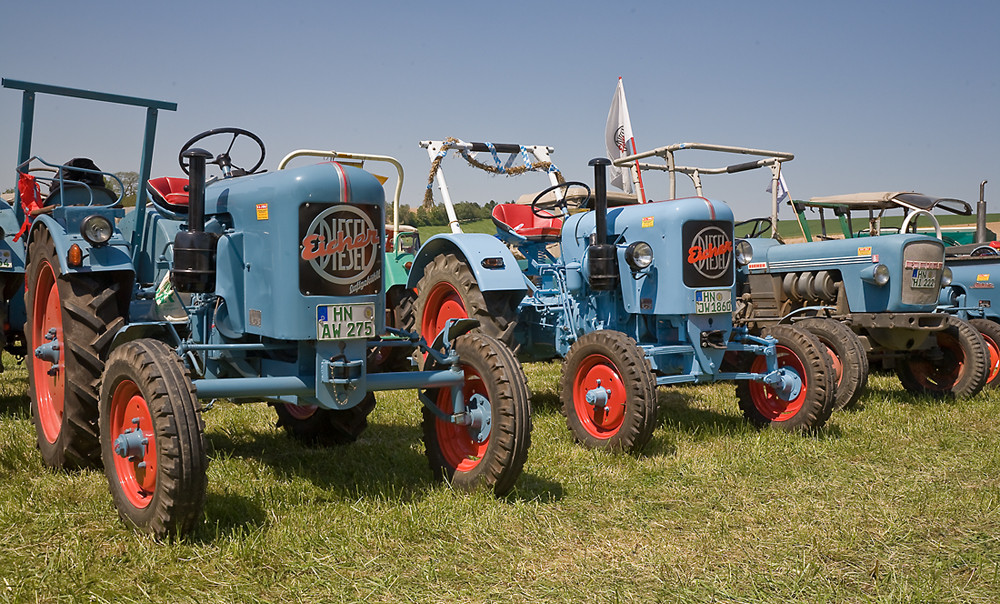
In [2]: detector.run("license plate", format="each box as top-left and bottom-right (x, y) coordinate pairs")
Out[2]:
(317, 303), (376, 340)
(910, 268), (938, 289)
(695, 289), (732, 314)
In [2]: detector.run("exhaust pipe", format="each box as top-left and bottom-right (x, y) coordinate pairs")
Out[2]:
(587, 158), (618, 290)
(172, 148), (219, 293)
(976, 180), (988, 244)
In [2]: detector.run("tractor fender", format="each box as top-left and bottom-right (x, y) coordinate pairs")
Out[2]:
(28, 214), (135, 275)
(406, 233), (528, 293)
(108, 321), (183, 354)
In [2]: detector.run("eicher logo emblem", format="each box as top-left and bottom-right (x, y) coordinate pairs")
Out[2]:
(299, 203), (382, 296)
(687, 225), (733, 279)
(682, 221), (734, 288)
(614, 126), (627, 152)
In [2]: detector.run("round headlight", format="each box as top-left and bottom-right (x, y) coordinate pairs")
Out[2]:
(873, 264), (890, 286)
(81, 215), (113, 246)
(735, 240), (754, 265)
(625, 241), (654, 271)
(940, 266), (953, 287)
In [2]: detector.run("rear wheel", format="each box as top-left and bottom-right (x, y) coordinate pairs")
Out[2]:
(797, 317), (869, 410)
(26, 226), (130, 469)
(559, 331), (657, 452)
(272, 392), (377, 446)
(409, 253), (520, 354)
(969, 318), (1000, 388)
(422, 332), (531, 496)
(99, 339), (207, 539)
(736, 325), (834, 431)
(896, 316), (988, 399)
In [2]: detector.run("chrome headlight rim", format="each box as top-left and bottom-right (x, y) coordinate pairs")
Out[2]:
(735, 239), (754, 266)
(625, 241), (654, 271)
(80, 214), (113, 246)
(940, 266), (953, 287)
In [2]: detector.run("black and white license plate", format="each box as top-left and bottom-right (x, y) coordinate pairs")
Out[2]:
(317, 303), (375, 340)
(910, 268), (938, 289)
(695, 289), (732, 314)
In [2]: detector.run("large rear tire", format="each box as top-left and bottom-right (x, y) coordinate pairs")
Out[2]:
(559, 331), (657, 453)
(99, 339), (207, 539)
(26, 226), (130, 469)
(408, 253), (521, 354)
(797, 317), (869, 410)
(736, 325), (835, 431)
(272, 392), (377, 446)
(422, 332), (531, 496)
(969, 318), (1000, 388)
(896, 316), (988, 399)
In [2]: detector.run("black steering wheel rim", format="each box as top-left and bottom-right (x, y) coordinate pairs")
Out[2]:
(735, 217), (773, 239)
(530, 181), (590, 219)
(179, 127), (265, 176)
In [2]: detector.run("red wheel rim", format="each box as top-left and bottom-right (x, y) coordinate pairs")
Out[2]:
(748, 345), (807, 421)
(434, 365), (489, 472)
(109, 379), (157, 509)
(572, 354), (627, 439)
(822, 342), (844, 387)
(284, 403), (318, 421)
(908, 332), (966, 391)
(32, 260), (64, 444)
(422, 282), (467, 340)
(981, 333), (1000, 383)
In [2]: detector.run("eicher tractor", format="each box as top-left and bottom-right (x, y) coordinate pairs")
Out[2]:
(613, 142), (988, 406)
(788, 181), (1000, 388)
(3, 79), (530, 538)
(404, 138), (836, 453)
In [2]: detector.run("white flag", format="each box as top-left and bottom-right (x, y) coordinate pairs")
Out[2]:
(765, 173), (790, 212)
(605, 78), (635, 193)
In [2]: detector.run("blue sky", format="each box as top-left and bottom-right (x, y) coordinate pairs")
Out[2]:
(2, 1), (998, 219)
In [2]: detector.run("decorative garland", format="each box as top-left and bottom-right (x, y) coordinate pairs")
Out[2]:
(423, 137), (564, 208)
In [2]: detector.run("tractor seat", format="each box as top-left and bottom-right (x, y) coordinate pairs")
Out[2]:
(492, 203), (562, 242)
(147, 176), (190, 213)
(45, 158), (119, 207)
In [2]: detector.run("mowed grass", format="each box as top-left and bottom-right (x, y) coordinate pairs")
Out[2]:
(1, 352), (1000, 603)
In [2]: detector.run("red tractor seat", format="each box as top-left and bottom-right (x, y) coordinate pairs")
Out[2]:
(147, 176), (190, 212)
(491, 203), (562, 242)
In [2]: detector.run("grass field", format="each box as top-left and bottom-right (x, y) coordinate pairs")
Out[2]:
(2, 351), (999, 603)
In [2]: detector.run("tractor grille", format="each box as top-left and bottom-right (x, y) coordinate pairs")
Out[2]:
(682, 220), (734, 288)
(899, 239), (945, 305)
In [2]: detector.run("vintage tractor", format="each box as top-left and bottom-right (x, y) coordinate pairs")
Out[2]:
(4, 79), (531, 538)
(613, 142), (989, 404)
(404, 139), (836, 452)
(789, 182), (1000, 388)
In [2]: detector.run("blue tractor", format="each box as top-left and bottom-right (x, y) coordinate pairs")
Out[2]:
(614, 142), (989, 404)
(4, 80), (531, 538)
(404, 139), (836, 452)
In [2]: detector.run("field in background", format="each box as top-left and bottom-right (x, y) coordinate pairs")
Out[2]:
(1, 352), (999, 602)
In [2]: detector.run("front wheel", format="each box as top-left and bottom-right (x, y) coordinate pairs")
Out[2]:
(969, 318), (1000, 388)
(272, 392), (376, 446)
(895, 316), (988, 399)
(99, 340), (207, 539)
(559, 331), (657, 452)
(736, 325), (835, 431)
(422, 333), (531, 496)
(797, 317), (869, 410)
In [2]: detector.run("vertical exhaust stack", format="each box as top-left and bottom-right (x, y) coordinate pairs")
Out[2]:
(171, 148), (219, 293)
(976, 180), (988, 244)
(587, 157), (618, 290)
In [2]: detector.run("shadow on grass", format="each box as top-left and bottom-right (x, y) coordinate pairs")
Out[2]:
(654, 388), (746, 437)
(0, 392), (30, 419)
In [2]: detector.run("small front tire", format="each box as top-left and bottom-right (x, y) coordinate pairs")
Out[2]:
(895, 316), (988, 399)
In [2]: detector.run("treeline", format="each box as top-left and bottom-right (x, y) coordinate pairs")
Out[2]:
(396, 200), (497, 226)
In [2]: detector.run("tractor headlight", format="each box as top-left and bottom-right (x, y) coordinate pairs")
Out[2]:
(625, 241), (654, 271)
(735, 240), (754, 265)
(80, 215), (113, 246)
(941, 266), (953, 287)
(861, 263), (891, 287)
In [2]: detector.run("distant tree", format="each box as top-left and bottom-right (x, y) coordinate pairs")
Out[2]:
(2, 188), (13, 195)
(106, 171), (139, 207)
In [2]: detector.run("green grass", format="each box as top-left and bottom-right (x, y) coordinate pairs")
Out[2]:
(2, 353), (1000, 602)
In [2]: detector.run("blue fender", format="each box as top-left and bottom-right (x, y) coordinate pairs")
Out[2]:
(406, 233), (528, 293)
(28, 212), (135, 275)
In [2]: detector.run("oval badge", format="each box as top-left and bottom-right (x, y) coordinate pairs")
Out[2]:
(299, 203), (383, 296)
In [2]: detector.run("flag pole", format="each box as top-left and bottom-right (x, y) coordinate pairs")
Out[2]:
(629, 136), (647, 204)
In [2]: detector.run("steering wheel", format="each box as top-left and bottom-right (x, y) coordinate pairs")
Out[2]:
(179, 127), (265, 177)
(971, 245), (1000, 257)
(531, 181), (590, 219)
(735, 217), (772, 239)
